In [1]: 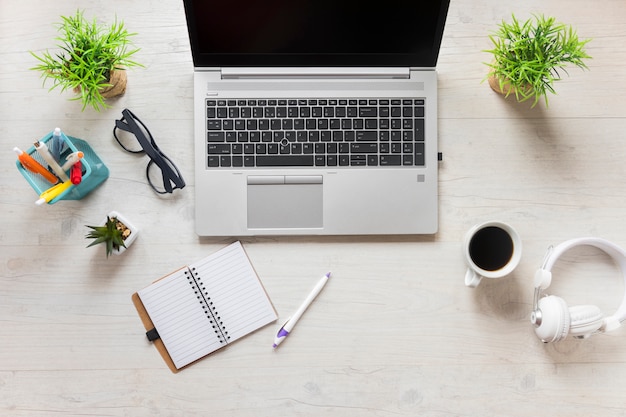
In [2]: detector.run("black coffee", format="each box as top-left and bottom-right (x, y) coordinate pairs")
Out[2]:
(469, 226), (514, 271)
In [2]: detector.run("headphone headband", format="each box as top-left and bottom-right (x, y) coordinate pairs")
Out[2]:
(535, 237), (626, 331)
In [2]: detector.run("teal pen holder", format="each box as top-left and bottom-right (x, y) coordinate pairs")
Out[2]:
(15, 131), (109, 204)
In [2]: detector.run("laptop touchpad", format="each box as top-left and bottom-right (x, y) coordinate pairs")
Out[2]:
(247, 175), (323, 229)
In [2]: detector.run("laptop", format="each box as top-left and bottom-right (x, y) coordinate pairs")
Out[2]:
(182, 0), (450, 236)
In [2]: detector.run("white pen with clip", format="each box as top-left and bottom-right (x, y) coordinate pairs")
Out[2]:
(34, 140), (69, 182)
(273, 272), (330, 349)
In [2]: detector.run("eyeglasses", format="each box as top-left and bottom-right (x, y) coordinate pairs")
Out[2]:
(113, 109), (186, 194)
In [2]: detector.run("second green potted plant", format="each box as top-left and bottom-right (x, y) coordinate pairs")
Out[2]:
(484, 14), (591, 107)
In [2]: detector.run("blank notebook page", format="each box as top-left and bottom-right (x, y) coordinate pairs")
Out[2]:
(137, 242), (277, 369)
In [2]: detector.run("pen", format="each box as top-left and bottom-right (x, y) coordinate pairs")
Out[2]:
(70, 161), (82, 185)
(34, 140), (69, 182)
(50, 127), (64, 163)
(35, 181), (72, 205)
(14, 147), (59, 184)
(273, 272), (331, 349)
(61, 151), (84, 172)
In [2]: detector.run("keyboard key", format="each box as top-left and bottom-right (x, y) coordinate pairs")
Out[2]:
(208, 120), (221, 130)
(356, 131), (377, 141)
(208, 132), (225, 142)
(359, 107), (377, 117)
(365, 119), (377, 129)
(208, 144), (231, 154)
(415, 119), (425, 141)
(238, 132), (249, 142)
(351, 155), (367, 166)
(351, 143), (378, 153)
(208, 156), (219, 167)
(256, 155), (315, 166)
(380, 155), (402, 165)
(415, 143), (425, 166)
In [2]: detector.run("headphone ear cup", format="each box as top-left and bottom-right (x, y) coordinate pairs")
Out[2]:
(568, 305), (604, 338)
(535, 296), (571, 343)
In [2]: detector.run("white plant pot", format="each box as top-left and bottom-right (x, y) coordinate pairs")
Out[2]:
(107, 210), (139, 255)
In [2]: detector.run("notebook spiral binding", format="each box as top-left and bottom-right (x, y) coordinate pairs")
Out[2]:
(186, 268), (230, 343)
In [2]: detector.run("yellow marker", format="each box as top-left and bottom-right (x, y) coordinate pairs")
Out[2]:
(35, 181), (73, 205)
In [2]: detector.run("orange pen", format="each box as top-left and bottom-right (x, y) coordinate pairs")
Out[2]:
(14, 147), (59, 184)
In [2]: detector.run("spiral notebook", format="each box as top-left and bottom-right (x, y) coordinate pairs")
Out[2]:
(132, 241), (277, 372)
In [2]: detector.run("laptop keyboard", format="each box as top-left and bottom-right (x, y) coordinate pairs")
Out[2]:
(205, 98), (425, 168)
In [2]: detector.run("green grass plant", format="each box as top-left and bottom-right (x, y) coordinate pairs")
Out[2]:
(31, 10), (142, 111)
(485, 14), (591, 107)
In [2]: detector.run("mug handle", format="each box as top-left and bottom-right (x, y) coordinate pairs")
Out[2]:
(465, 269), (482, 288)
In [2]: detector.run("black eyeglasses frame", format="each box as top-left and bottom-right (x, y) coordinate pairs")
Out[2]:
(113, 109), (186, 194)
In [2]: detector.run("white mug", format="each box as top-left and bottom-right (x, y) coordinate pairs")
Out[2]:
(464, 221), (522, 288)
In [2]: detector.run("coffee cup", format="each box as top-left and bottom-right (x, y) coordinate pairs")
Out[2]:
(464, 221), (522, 288)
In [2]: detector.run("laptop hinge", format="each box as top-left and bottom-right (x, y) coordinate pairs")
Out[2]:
(221, 67), (410, 80)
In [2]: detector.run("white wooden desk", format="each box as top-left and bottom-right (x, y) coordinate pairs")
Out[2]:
(2, 1), (626, 416)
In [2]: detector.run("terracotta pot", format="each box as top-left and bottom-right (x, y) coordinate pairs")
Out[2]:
(99, 69), (127, 98)
(488, 74), (514, 96)
(488, 74), (532, 99)
(73, 69), (127, 99)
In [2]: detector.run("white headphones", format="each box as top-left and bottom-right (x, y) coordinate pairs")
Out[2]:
(530, 237), (626, 343)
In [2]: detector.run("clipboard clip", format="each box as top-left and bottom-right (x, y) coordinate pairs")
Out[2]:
(146, 327), (160, 342)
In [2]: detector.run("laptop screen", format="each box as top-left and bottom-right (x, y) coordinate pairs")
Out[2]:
(183, 0), (450, 68)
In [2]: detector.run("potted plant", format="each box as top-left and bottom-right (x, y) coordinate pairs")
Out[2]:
(484, 14), (591, 107)
(30, 10), (142, 111)
(85, 211), (138, 257)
